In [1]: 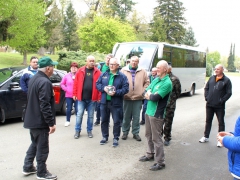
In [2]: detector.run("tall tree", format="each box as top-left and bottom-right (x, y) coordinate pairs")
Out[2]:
(181, 26), (198, 47)
(3, 0), (46, 65)
(78, 16), (136, 53)
(45, 1), (64, 54)
(128, 10), (150, 41)
(153, 0), (187, 44)
(63, 2), (80, 51)
(105, 0), (136, 21)
(227, 43), (236, 72)
(149, 9), (167, 42)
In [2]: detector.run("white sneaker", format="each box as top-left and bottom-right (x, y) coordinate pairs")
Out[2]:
(217, 141), (222, 147)
(64, 121), (70, 127)
(199, 137), (209, 143)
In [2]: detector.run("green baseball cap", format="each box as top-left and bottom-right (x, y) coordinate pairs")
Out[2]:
(38, 56), (58, 68)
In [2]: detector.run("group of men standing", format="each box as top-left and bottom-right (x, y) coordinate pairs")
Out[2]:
(22, 51), (233, 178)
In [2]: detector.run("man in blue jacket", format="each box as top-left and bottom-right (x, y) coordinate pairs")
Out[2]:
(20, 56), (38, 93)
(22, 56), (58, 180)
(217, 116), (240, 179)
(96, 57), (129, 147)
(199, 64), (232, 147)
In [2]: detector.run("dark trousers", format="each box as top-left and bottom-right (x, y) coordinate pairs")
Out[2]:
(163, 107), (176, 141)
(66, 97), (78, 122)
(23, 128), (49, 177)
(204, 106), (225, 138)
(141, 99), (148, 122)
(100, 102), (122, 140)
(95, 102), (101, 123)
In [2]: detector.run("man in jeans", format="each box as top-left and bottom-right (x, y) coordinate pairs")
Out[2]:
(121, 56), (149, 141)
(73, 55), (101, 139)
(22, 56), (58, 179)
(96, 57), (129, 147)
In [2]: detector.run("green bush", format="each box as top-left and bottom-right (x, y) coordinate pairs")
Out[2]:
(57, 50), (106, 72)
(206, 63), (213, 77)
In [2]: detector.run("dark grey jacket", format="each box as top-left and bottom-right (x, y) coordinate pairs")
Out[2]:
(24, 71), (56, 129)
(204, 74), (232, 108)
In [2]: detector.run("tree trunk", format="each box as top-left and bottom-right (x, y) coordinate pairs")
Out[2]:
(38, 47), (45, 56)
(22, 51), (27, 65)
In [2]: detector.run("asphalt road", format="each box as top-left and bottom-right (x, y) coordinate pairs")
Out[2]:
(0, 75), (240, 180)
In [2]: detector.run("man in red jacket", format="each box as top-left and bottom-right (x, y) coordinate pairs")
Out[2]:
(73, 55), (101, 139)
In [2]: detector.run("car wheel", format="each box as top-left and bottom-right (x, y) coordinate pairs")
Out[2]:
(0, 108), (6, 123)
(187, 84), (195, 96)
(61, 99), (75, 115)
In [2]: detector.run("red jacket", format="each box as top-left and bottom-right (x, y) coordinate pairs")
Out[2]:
(73, 66), (101, 101)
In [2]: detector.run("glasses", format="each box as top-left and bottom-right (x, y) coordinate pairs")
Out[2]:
(109, 64), (118, 66)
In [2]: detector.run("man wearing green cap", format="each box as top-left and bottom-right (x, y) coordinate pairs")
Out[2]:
(22, 56), (58, 180)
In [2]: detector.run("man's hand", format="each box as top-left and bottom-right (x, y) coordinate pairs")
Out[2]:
(73, 96), (77, 101)
(49, 125), (56, 134)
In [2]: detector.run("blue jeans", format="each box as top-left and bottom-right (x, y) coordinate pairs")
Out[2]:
(100, 101), (123, 140)
(75, 100), (96, 132)
(66, 97), (78, 122)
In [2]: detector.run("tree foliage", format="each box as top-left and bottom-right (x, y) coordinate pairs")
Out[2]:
(207, 51), (221, 67)
(149, 9), (167, 42)
(153, 0), (187, 44)
(128, 10), (150, 41)
(3, 0), (47, 65)
(78, 16), (136, 53)
(63, 2), (80, 51)
(181, 26), (198, 47)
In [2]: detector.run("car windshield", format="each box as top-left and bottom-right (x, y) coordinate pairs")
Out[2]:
(114, 43), (158, 70)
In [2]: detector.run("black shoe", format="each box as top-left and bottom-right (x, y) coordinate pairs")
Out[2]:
(37, 171), (57, 180)
(149, 163), (165, 171)
(22, 166), (37, 176)
(164, 140), (170, 146)
(122, 134), (128, 140)
(139, 155), (154, 162)
(74, 131), (80, 139)
(94, 121), (100, 126)
(133, 134), (141, 141)
(140, 121), (145, 125)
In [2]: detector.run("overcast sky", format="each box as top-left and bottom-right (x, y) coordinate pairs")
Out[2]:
(73, 0), (240, 57)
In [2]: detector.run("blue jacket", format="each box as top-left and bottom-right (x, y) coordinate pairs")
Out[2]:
(223, 116), (240, 177)
(96, 70), (129, 106)
(20, 66), (38, 93)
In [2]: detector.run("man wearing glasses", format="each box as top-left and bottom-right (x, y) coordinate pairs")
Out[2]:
(20, 56), (38, 93)
(121, 56), (149, 141)
(96, 58), (129, 147)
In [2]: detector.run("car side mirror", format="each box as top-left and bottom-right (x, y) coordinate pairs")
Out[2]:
(9, 82), (19, 90)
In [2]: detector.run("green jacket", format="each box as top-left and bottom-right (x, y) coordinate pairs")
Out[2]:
(146, 75), (172, 118)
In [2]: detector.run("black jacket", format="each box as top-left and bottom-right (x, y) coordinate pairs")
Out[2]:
(204, 74), (232, 108)
(24, 71), (56, 129)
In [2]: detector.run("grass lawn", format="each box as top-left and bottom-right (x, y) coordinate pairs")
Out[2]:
(0, 52), (59, 68)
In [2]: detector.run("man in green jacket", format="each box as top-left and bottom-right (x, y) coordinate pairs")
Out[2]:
(139, 60), (172, 171)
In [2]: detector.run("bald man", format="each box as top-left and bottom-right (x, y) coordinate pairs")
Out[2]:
(199, 64), (232, 147)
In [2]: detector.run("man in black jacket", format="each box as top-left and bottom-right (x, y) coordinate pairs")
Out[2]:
(199, 64), (232, 147)
(22, 56), (58, 180)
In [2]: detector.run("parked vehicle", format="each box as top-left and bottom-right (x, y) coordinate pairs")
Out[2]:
(0, 67), (70, 123)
